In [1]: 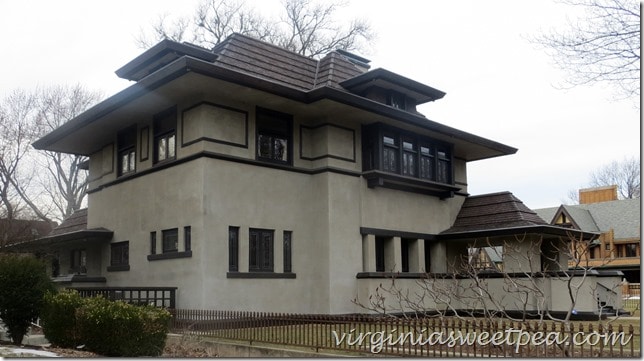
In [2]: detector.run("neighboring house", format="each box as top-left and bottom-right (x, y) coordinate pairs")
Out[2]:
(8, 34), (622, 317)
(535, 185), (641, 283)
(0, 218), (54, 249)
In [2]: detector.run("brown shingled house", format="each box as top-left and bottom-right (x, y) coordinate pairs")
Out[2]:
(10, 33), (624, 318)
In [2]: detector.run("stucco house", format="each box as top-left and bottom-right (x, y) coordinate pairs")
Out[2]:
(10, 34), (622, 317)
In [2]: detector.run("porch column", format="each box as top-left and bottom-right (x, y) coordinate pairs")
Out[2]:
(430, 240), (447, 273)
(362, 234), (376, 272)
(410, 239), (424, 273)
(386, 237), (402, 272)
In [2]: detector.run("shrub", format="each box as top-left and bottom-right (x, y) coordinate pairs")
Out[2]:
(76, 296), (171, 356)
(0, 254), (55, 345)
(40, 290), (85, 347)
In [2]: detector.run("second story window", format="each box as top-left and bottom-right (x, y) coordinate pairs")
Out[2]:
(153, 107), (177, 164)
(117, 126), (136, 176)
(256, 108), (292, 165)
(388, 91), (406, 110)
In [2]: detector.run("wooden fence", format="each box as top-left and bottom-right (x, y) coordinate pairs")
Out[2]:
(169, 309), (640, 357)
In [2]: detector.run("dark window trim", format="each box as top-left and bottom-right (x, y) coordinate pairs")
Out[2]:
(299, 123), (356, 163)
(117, 126), (137, 177)
(107, 264), (130, 272)
(227, 272), (296, 279)
(147, 251), (193, 261)
(140, 126), (150, 161)
(86, 151), (362, 194)
(150, 231), (157, 255)
(181, 101), (249, 149)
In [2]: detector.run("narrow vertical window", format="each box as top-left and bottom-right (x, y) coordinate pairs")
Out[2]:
(150, 231), (157, 254)
(401, 138), (417, 177)
(117, 126), (136, 176)
(437, 146), (451, 184)
(184, 226), (192, 252)
(228, 227), (239, 272)
(382, 134), (398, 173)
(419, 144), (434, 180)
(283, 231), (292, 273)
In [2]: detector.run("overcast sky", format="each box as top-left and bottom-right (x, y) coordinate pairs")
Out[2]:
(1, 0), (639, 209)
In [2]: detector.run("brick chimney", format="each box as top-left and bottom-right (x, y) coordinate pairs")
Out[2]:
(579, 185), (618, 204)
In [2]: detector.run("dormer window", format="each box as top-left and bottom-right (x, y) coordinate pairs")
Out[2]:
(117, 126), (137, 176)
(388, 91), (406, 110)
(153, 107), (177, 164)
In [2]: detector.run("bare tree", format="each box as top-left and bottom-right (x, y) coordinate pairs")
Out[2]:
(136, 0), (375, 58)
(589, 156), (640, 199)
(565, 156), (640, 203)
(531, 0), (640, 100)
(0, 85), (102, 226)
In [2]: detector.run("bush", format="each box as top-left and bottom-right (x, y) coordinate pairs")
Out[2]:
(75, 296), (171, 357)
(40, 290), (85, 348)
(0, 254), (55, 345)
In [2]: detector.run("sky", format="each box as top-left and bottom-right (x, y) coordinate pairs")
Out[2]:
(0, 0), (640, 210)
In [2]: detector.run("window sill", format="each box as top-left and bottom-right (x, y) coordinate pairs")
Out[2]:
(147, 251), (192, 261)
(362, 170), (460, 198)
(107, 265), (130, 272)
(227, 272), (296, 279)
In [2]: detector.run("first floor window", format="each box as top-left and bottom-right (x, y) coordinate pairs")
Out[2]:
(162, 228), (179, 253)
(283, 231), (292, 273)
(229, 227), (239, 272)
(249, 228), (274, 272)
(184, 226), (192, 252)
(71, 249), (86, 274)
(111, 241), (129, 266)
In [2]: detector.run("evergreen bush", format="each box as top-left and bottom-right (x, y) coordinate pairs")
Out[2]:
(40, 290), (84, 347)
(75, 296), (171, 356)
(0, 254), (55, 345)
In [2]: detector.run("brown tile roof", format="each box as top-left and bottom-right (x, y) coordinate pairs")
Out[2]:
(442, 192), (548, 234)
(49, 208), (88, 236)
(212, 34), (364, 91)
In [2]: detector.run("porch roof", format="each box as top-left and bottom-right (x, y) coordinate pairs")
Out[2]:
(440, 192), (600, 241)
(5, 208), (113, 251)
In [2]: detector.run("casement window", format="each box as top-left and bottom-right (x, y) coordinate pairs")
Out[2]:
(229, 227), (239, 272)
(363, 123), (454, 187)
(147, 227), (192, 261)
(249, 228), (274, 272)
(70, 249), (86, 274)
(162, 228), (179, 253)
(283, 231), (292, 273)
(150, 231), (157, 254)
(184, 226), (192, 252)
(110, 241), (129, 267)
(153, 107), (176, 163)
(117, 126), (136, 176)
(256, 108), (292, 164)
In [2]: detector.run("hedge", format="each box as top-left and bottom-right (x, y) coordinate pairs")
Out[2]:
(41, 291), (171, 356)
